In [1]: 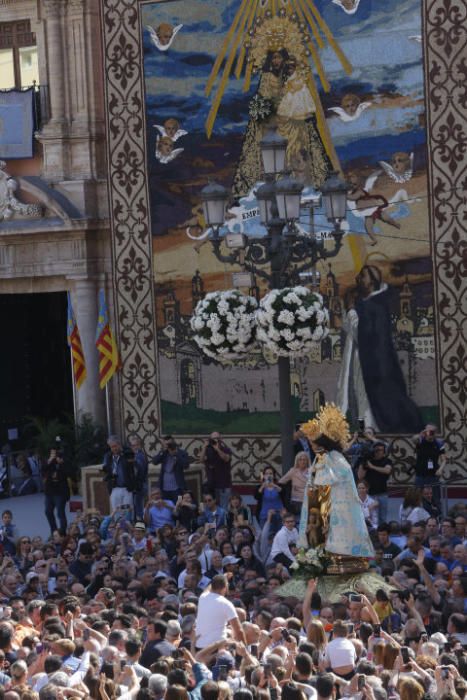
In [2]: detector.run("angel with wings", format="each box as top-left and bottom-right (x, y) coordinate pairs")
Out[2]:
(153, 118), (188, 143)
(155, 136), (184, 165)
(332, 0), (361, 14)
(378, 152), (414, 184)
(328, 93), (371, 123)
(347, 170), (401, 245)
(146, 23), (183, 52)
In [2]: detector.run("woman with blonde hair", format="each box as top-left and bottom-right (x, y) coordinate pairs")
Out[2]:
(307, 619), (327, 651)
(398, 677), (425, 700)
(279, 451), (311, 514)
(217, 681), (233, 700)
(372, 640), (385, 667)
(307, 619), (328, 670)
(383, 643), (399, 670)
(165, 686), (189, 700)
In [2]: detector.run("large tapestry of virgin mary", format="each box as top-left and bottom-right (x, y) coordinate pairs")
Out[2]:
(101, 0), (467, 484)
(140, 0), (438, 446)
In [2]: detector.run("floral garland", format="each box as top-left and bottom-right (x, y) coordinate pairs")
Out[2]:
(256, 286), (329, 357)
(290, 546), (330, 579)
(190, 290), (258, 361)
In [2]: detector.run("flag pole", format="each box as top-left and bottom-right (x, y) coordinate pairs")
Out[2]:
(70, 345), (78, 423)
(105, 382), (112, 435)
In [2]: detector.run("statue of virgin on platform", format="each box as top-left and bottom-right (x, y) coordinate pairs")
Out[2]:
(298, 404), (374, 574)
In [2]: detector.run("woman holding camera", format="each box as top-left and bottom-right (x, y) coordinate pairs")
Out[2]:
(42, 446), (71, 536)
(254, 465), (284, 534)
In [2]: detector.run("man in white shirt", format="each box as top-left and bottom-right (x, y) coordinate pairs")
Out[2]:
(323, 620), (356, 679)
(195, 574), (246, 649)
(269, 513), (298, 569)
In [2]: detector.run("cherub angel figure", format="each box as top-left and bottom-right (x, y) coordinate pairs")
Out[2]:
(332, 0), (361, 14)
(155, 136), (184, 164)
(146, 23), (183, 51)
(328, 93), (371, 122)
(347, 170), (401, 245)
(153, 118), (187, 143)
(378, 152), (414, 184)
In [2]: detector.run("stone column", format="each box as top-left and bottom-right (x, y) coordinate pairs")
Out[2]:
(69, 277), (106, 428)
(42, 0), (67, 129)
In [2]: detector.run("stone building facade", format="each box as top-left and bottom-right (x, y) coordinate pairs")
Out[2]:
(0, 0), (466, 487)
(0, 0), (114, 428)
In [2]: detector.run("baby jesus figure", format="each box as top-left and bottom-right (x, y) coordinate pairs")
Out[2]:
(306, 507), (324, 548)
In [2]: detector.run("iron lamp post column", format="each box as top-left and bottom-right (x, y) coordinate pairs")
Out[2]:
(201, 144), (350, 476)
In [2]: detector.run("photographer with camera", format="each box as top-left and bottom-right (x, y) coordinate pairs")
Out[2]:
(346, 421), (382, 472)
(102, 435), (136, 512)
(357, 441), (393, 524)
(41, 442), (72, 535)
(152, 436), (190, 502)
(200, 431), (232, 509)
(413, 424), (446, 508)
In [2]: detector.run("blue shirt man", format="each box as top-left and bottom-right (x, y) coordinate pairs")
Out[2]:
(145, 489), (174, 532)
(152, 439), (190, 501)
(197, 492), (226, 529)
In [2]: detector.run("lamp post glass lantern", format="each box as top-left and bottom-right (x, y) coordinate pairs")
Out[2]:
(200, 180), (229, 230)
(201, 132), (343, 473)
(321, 170), (349, 223)
(255, 179), (276, 225)
(260, 129), (287, 176)
(275, 173), (304, 222)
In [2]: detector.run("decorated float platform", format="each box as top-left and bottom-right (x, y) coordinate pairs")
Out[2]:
(277, 569), (393, 603)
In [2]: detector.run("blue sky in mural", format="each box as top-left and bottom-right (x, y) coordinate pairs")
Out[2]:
(142, 0), (424, 168)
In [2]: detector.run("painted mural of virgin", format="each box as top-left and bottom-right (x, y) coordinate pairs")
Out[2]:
(231, 45), (331, 199)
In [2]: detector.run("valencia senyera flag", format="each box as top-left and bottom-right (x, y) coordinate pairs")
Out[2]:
(67, 292), (87, 389)
(95, 289), (120, 389)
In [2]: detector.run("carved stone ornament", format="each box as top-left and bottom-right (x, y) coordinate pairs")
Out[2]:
(42, 0), (67, 17)
(0, 161), (42, 221)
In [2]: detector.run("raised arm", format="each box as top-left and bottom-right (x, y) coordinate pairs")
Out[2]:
(302, 578), (317, 630)
(278, 468), (293, 485)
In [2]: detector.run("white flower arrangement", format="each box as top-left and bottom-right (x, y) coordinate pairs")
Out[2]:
(256, 286), (329, 357)
(290, 546), (329, 578)
(190, 290), (258, 361)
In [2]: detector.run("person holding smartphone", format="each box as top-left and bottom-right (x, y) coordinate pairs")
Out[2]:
(255, 466), (284, 535)
(200, 432), (232, 510)
(152, 437), (190, 502)
(413, 424), (446, 507)
(42, 446), (72, 536)
(322, 619), (357, 679)
(102, 435), (136, 512)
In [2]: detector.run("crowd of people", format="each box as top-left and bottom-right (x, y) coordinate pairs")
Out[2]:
(0, 423), (463, 700)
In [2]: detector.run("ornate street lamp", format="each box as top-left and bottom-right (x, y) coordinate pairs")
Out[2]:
(255, 178), (277, 227)
(200, 180), (229, 237)
(199, 132), (349, 472)
(321, 170), (349, 229)
(259, 129), (287, 176)
(275, 172), (304, 223)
